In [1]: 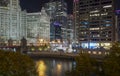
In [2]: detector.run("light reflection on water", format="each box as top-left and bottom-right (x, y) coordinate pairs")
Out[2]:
(36, 58), (75, 76)
(36, 61), (47, 76)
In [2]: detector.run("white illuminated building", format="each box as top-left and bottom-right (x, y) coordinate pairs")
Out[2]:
(27, 7), (50, 45)
(0, 0), (27, 45)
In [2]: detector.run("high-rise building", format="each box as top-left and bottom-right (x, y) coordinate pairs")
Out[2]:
(26, 7), (50, 45)
(116, 10), (120, 41)
(44, 0), (67, 42)
(78, 0), (117, 52)
(118, 14), (120, 41)
(0, 0), (27, 46)
(115, 0), (120, 42)
(73, 0), (79, 42)
(65, 15), (74, 45)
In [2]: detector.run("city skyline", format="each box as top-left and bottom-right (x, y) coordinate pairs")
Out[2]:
(0, 1), (120, 76)
(0, 0), (74, 49)
(0, 0), (120, 54)
(20, 0), (73, 14)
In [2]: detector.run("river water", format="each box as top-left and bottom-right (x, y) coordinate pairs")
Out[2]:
(35, 58), (75, 76)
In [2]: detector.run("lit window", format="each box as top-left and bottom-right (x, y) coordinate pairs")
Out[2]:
(101, 13), (108, 16)
(103, 5), (112, 8)
(89, 28), (100, 30)
(90, 14), (100, 17)
(88, 51), (91, 54)
(98, 52), (102, 55)
(93, 51), (97, 54)
(106, 24), (111, 26)
(90, 10), (99, 13)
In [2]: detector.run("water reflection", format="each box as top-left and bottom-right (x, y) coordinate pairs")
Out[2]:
(36, 58), (74, 76)
(36, 61), (47, 76)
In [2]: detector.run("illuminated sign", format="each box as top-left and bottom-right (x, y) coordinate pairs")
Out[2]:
(116, 10), (120, 14)
(53, 22), (61, 26)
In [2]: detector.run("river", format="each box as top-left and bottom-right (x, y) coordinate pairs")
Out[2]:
(35, 58), (75, 76)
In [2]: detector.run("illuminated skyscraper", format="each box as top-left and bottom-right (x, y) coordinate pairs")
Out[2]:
(66, 14), (74, 44)
(78, 0), (118, 53)
(73, 0), (79, 42)
(45, 0), (67, 41)
(26, 7), (50, 45)
(0, 0), (27, 46)
(115, 0), (120, 42)
(118, 14), (120, 41)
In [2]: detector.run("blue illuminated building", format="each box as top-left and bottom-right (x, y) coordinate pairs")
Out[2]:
(44, 0), (67, 41)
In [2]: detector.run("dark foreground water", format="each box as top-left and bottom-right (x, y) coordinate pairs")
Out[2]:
(35, 58), (75, 76)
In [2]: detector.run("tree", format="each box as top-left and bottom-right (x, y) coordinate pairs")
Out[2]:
(103, 42), (120, 76)
(0, 50), (38, 76)
(66, 53), (97, 76)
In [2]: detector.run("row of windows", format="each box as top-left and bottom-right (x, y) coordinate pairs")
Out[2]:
(79, 38), (112, 41)
(79, 0), (112, 5)
(79, 31), (111, 34)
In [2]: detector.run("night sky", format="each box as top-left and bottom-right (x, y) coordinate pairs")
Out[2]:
(20, 0), (73, 14)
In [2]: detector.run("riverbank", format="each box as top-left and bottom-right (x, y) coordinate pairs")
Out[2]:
(27, 51), (77, 60)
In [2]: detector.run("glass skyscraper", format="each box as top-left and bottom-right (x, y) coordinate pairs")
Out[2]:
(44, 0), (67, 42)
(75, 0), (119, 55)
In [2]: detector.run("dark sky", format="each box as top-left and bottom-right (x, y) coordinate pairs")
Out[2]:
(20, 0), (73, 14)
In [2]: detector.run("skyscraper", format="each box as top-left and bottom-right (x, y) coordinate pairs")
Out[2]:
(73, 0), (79, 42)
(66, 14), (74, 44)
(44, 0), (67, 42)
(116, 10), (120, 41)
(0, 0), (26, 46)
(115, 0), (120, 42)
(26, 7), (50, 45)
(78, 0), (117, 54)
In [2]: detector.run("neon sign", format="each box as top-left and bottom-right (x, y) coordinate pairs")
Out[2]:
(53, 22), (61, 26)
(116, 10), (120, 14)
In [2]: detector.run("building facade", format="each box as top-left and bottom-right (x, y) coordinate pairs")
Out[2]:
(115, 0), (120, 42)
(45, 0), (67, 42)
(118, 14), (120, 41)
(116, 10), (120, 41)
(73, 0), (79, 42)
(27, 7), (50, 46)
(78, 0), (116, 52)
(0, 0), (27, 46)
(65, 14), (74, 44)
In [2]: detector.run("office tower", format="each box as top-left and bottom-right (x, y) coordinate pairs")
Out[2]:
(118, 14), (120, 41)
(66, 14), (74, 44)
(44, 0), (67, 42)
(73, 0), (79, 42)
(78, 0), (117, 53)
(116, 10), (120, 41)
(0, 0), (27, 46)
(27, 7), (50, 45)
(115, 0), (120, 42)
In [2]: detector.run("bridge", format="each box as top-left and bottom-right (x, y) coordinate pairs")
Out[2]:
(26, 51), (104, 61)
(27, 51), (78, 59)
